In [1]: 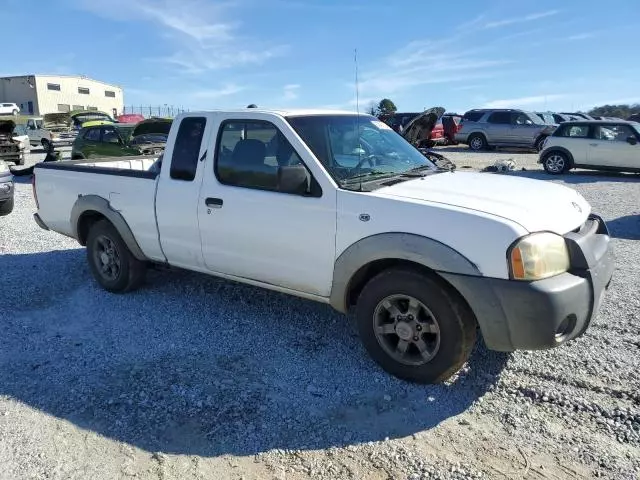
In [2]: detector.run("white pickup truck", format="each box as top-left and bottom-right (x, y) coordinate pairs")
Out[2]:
(32, 109), (615, 384)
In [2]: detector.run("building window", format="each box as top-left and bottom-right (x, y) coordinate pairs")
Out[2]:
(78, 87), (90, 95)
(73, 105), (84, 111)
(47, 83), (61, 91)
(105, 90), (116, 98)
(86, 106), (98, 111)
(57, 104), (70, 112)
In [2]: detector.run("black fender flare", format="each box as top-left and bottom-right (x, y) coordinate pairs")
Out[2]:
(70, 194), (147, 261)
(329, 232), (481, 313)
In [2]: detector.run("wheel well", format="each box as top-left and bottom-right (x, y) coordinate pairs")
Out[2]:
(345, 259), (476, 323)
(77, 210), (107, 245)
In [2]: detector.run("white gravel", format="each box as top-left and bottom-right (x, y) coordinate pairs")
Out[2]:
(0, 148), (639, 479)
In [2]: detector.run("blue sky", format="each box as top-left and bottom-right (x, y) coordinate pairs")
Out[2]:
(3, 0), (640, 113)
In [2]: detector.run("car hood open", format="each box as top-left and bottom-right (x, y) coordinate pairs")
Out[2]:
(132, 118), (172, 137)
(0, 120), (16, 135)
(43, 113), (72, 130)
(372, 171), (590, 234)
(401, 107), (446, 145)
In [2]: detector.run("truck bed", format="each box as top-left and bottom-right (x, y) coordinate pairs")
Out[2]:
(34, 155), (165, 261)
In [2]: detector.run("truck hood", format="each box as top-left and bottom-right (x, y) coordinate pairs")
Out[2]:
(43, 113), (72, 131)
(374, 171), (590, 234)
(402, 107), (446, 145)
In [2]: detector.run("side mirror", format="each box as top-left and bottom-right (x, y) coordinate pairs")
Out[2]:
(277, 164), (310, 195)
(627, 136), (638, 145)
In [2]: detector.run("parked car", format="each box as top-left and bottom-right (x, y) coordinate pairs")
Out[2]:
(533, 112), (557, 125)
(0, 120), (25, 165)
(71, 118), (172, 159)
(455, 108), (555, 151)
(441, 113), (462, 144)
(12, 123), (31, 153)
(560, 112), (595, 121)
(0, 103), (20, 116)
(117, 114), (146, 124)
(627, 113), (640, 122)
(539, 120), (640, 174)
(380, 108), (449, 147)
(32, 108), (614, 384)
(0, 159), (14, 215)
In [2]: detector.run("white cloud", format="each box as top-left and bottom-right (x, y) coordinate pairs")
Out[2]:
(483, 10), (559, 29)
(483, 94), (567, 109)
(282, 84), (300, 101)
(191, 84), (246, 99)
(74, 0), (288, 73)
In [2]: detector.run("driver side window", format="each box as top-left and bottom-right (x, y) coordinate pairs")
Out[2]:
(215, 120), (314, 195)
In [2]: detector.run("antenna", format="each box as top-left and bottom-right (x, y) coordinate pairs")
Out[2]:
(354, 48), (363, 191)
(354, 48), (360, 116)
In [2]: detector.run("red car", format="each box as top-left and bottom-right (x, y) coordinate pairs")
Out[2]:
(117, 114), (146, 124)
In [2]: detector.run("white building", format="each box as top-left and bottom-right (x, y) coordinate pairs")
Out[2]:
(0, 74), (124, 117)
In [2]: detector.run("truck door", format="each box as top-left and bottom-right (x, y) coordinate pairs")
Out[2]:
(197, 117), (337, 297)
(155, 116), (210, 269)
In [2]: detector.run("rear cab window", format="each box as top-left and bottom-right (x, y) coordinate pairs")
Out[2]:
(169, 117), (207, 181)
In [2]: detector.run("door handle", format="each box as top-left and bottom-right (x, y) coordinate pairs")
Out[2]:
(205, 197), (223, 208)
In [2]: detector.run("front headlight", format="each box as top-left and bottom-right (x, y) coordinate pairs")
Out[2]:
(509, 232), (570, 280)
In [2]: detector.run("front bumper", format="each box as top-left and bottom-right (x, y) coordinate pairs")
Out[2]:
(33, 212), (50, 230)
(441, 214), (614, 351)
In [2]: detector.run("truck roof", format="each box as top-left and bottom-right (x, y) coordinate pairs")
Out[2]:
(181, 108), (372, 117)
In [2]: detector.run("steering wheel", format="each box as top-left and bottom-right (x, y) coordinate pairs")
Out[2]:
(348, 154), (378, 174)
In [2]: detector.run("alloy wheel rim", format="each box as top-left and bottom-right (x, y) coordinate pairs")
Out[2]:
(546, 155), (565, 172)
(94, 235), (121, 281)
(373, 294), (441, 366)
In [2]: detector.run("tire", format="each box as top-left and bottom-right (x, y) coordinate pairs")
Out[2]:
(0, 196), (14, 216)
(86, 219), (146, 293)
(542, 151), (569, 174)
(11, 109), (18, 116)
(41, 139), (51, 150)
(355, 268), (477, 384)
(468, 133), (487, 151)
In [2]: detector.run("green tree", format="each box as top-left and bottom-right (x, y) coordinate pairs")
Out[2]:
(378, 98), (397, 115)
(587, 103), (640, 120)
(366, 100), (378, 116)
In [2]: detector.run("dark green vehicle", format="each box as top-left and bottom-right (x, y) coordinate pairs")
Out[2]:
(71, 118), (172, 159)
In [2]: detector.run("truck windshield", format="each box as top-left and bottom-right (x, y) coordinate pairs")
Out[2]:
(286, 114), (437, 189)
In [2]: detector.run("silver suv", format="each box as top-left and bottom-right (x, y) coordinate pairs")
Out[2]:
(455, 109), (556, 152)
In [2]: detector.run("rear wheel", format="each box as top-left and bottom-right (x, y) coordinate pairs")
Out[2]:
(355, 268), (476, 384)
(468, 133), (487, 151)
(542, 151), (569, 174)
(86, 219), (146, 293)
(11, 109), (18, 116)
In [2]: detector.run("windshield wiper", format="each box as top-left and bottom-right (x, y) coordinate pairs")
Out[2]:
(341, 170), (398, 185)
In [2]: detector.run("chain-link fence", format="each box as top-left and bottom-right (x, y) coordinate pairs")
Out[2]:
(121, 105), (189, 118)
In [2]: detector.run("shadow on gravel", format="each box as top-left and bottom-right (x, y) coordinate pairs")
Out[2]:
(500, 169), (640, 184)
(436, 146), (537, 155)
(607, 214), (640, 240)
(1, 250), (510, 458)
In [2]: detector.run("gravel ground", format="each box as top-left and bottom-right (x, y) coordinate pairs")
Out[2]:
(0, 148), (639, 479)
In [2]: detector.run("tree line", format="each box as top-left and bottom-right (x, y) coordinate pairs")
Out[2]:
(587, 104), (640, 119)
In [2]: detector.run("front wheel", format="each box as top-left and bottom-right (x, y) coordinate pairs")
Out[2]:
(41, 139), (51, 151)
(542, 151), (569, 174)
(86, 219), (146, 293)
(355, 268), (476, 384)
